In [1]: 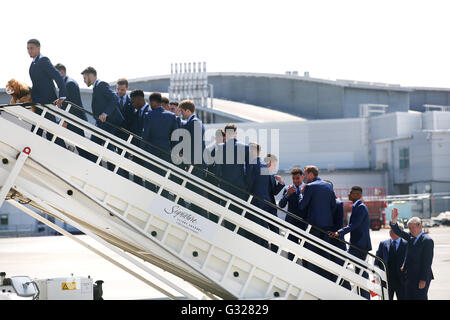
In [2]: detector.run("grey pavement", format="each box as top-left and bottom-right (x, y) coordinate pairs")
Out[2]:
(0, 226), (448, 300)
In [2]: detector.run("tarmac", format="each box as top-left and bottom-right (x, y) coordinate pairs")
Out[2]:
(1, 226), (449, 300)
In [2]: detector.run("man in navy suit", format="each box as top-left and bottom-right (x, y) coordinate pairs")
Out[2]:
(141, 92), (180, 162)
(329, 186), (372, 299)
(129, 90), (149, 145)
(375, 224), (408, 300)
(214, 123), (250, 201)
(298, 166), (336, 279)
(116, 78), (134, 133)
(27, 39), (67, 147)
(324, 180), (347, 274)
(390, 209), (434, 300)
(81, 66), (125, 172)
(129, 89), (150, 185)
(279, 167), (307, 260)
(81, 66), (125, 135)
(54, 63), (90, 160)
(204, 128), (226, 187)
(240, 146), (284, 250)
(173, 100), (210, 218)
(141, 92), (180, 191)
(115, 78), (138, 180)
(176, 100), (206, 173)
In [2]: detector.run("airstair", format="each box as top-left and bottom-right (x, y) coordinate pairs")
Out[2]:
(0, 102), (388, 300)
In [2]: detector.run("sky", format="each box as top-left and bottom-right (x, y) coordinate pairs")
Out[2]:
(1, 0), (450, 89)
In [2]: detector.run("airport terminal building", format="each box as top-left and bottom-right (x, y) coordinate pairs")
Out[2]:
(1, 71), (449, 234)
(122, 72), (450, 213)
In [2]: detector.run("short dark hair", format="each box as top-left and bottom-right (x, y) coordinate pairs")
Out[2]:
(130, 89), (144, 99)
(27, 39), (40, 47)
(149, 92), (162, 104)
(179, 100), (195, 113)
(351, 186), (363, 194)
(224, 123), (237, 132)
(54, 63), (66, 72)
(304, 165), (319, 177)
(117, 78), (128, 87)
(169, 101), (179, 107)
(81, 66), (97, 77)
(161, 97), (170, 105)
(291, 167), (303, 176)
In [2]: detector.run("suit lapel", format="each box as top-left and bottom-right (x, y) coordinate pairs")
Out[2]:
(413, 233), (424, 246)
(29, 57), (37, 77)
(351, 204), (356, 220)
(138, 105), (148, 126)
(30, 54), (40, 72)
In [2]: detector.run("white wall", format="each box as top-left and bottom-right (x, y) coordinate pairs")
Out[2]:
(205, 118), (370, 170)
(422, 111), (450, 130)
(431, 131), (450, 182)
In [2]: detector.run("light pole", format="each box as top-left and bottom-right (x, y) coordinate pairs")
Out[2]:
(425, 184), (432, 219)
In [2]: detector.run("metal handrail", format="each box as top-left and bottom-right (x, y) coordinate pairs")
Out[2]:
(0, 102), (388, 298)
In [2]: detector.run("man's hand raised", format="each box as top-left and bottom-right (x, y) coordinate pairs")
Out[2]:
(391, 208), (399, 224)
(274, 175), (284, 185)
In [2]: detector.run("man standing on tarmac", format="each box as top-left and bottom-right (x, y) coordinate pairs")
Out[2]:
(375, 223), (408, 300)
(390, 208), (434, 300)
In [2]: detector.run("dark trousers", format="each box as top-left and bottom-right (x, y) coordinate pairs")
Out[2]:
(31, 111), (66, 149)
(286, 219), (307, 261)
(388, 279), (406, 300)
(341, 250), (370, 299)
(87, 122), (128, 179)
(405, 278), (431, 300)
(178, 163), (211, 221)
(131, 154), (145, 186)
(326, 236), (347, 282)
(89, 134), (117, 171)
(287, 234), (300, 261)
(114, 128), (131, 179)
(237, 203), (280, 253)
(303, 228), (336, 282)
(237, 211), (270, 249)
(66, 123), (91, 161)
(142, 150), (171, 192)
(220, 184), (249, 231)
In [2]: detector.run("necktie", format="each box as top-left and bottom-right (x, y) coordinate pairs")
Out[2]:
(388, 240), (396, 271)
(120, 96), (124, 108)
